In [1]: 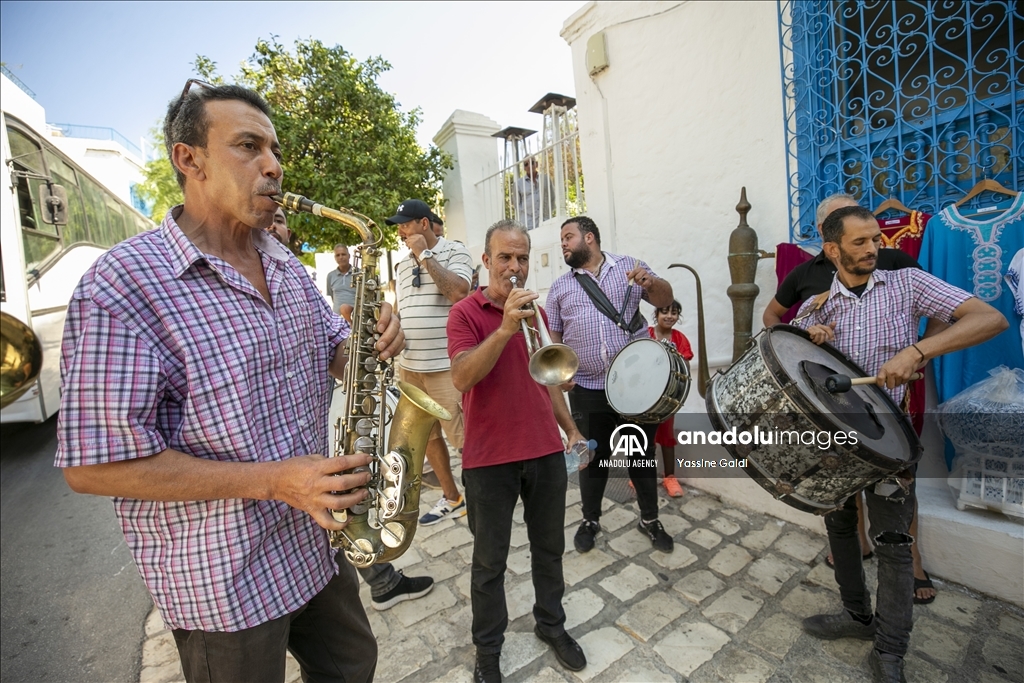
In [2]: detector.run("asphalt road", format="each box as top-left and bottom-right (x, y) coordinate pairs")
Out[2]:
(1, 415), (151, 683)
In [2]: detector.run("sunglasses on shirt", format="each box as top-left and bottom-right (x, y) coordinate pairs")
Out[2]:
(412, 265), (421, 288)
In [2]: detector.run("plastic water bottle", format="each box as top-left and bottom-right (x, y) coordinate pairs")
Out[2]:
(565, 439), (598, 473)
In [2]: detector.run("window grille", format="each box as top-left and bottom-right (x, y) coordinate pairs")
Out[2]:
(778, 0), (1022, 242)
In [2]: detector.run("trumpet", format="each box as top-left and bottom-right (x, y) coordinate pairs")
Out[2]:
(509, 276), (579, 386)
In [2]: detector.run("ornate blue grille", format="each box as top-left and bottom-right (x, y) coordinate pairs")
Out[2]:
(778, 0), (1023, 242)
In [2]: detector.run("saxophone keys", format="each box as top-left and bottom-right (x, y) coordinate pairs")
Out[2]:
(382, 451), (404, 480)
(354, 418), (374, 436)
(360, 395), (377, 415)
(332, 509), (348, 523)
(381, 522), (405, 548)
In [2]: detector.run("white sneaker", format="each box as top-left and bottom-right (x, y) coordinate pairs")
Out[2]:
(419, 494), (466, 526)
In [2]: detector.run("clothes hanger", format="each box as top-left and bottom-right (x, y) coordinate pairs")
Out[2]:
(954, 177), (1018, 207)
(872, 196), (913, 216)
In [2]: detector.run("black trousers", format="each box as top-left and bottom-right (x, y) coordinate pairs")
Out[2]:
(172, 559), (377, 683)
(826, 478), (917, 657)
(462, 451), (568, 654)
(569, 386), (660, 522)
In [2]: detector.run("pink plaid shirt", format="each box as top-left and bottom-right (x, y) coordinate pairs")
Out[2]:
(795, 268), (971, 405)
(546, 252), (656, 390)
(55, 208), (349, 632)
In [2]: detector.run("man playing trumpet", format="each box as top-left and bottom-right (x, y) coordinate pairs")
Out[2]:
(448, 220), (587, 682)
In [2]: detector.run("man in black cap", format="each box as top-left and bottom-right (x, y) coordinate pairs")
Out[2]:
(386, 200), (474, 525)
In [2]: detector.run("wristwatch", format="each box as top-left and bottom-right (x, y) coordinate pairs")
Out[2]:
(419, 249), (434, 260)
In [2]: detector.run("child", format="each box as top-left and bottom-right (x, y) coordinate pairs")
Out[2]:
(648, 300), (693, 497)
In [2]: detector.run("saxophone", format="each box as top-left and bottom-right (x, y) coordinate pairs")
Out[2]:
(275, 193), (451, 568)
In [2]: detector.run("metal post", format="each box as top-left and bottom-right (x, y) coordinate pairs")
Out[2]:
(726, 187), (774, 362)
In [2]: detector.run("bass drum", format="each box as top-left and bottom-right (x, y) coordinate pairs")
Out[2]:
(607, 338), (691, 424)
(706, 325), (921, 514)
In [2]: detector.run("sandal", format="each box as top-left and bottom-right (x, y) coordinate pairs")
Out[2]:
(825, 551), (874, 569)
(914, 571), (936, 605)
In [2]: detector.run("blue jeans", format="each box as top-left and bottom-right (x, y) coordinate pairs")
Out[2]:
(462, 452), (568, 654)
(826, 478), (916, 657)
(569, 386), (660, 522)
(356, 562), (401, 598)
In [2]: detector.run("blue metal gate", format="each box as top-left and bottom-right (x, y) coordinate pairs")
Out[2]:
(778, 0), (1022, 242)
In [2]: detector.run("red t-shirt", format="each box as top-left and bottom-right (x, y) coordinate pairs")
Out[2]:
(447, 288), (565, 469)
(647, 327), (694, 361)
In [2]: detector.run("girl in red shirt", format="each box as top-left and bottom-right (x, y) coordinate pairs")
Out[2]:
(647, 301), (693, 498)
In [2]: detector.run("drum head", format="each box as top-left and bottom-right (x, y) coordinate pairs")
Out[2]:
(607, 339), (671, 415)
(763, 326), (918, 463)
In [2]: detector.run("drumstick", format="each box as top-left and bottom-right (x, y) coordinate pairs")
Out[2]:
(824, 372), (923, 393)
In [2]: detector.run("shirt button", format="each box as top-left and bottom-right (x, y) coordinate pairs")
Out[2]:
(286, 372), (295, 379)
(855, 326), (861, 330)
(297, 419), (307, 426)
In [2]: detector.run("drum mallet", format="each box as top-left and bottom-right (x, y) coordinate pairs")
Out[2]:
(824, 373), (923, 394)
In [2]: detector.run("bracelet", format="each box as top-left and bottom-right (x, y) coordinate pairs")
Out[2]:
(911, 343), (926, 363)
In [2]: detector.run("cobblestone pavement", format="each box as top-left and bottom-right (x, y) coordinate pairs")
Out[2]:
(139, 472), (1024, 683)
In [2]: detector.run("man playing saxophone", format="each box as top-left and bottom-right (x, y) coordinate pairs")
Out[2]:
(54, 82), (400, 682)
(448, 219), (587, 683)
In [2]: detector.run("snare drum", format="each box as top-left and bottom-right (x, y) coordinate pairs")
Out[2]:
(706, 325), (921, 514)
(607, 338), (691, 424)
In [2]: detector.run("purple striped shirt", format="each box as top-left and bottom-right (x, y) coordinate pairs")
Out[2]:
(795, 268), (971, 405)
(546, 252), (656, 390)
(55, 208), (348, 632)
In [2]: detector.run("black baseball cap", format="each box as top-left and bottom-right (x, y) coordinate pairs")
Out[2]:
(385, 199), (432, 225)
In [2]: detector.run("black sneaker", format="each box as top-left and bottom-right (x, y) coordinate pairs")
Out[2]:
(534, 625), (586, 672)
(801, 610), (876, 640)
(868, 648), (906, 683)
(574, 519), (600, 553)
(638, 519), (673, 552)
(370, 571), (434, 611)
(474, 651), (502, 683)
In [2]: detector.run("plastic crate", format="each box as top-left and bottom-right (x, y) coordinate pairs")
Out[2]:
(956, 452), (1024, 519)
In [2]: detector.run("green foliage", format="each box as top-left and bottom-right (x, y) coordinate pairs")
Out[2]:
(191, 56), (224, 84)
(137, 128), (182, 221)
(190, 37), (451, 250)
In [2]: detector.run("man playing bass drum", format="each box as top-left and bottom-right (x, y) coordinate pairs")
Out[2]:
(796, 205), (1006, 683)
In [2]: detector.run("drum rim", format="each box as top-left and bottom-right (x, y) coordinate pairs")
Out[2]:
(703, 325), (922, 514)
(761, 325), (922, 465)
(606, 337), (691, 421)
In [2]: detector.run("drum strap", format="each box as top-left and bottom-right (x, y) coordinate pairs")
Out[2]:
(574, 273), (646, 334)
(789, 290), (832, 325)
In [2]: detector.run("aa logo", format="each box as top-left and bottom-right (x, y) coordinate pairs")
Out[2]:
(610, 424), (648, 457)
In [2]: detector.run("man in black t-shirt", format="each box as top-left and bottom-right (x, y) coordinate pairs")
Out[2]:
(762, 194), (921, 327)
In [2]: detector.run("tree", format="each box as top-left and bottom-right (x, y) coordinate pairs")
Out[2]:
(136, 128), (182, 222)
(136, 57), (220, 221)
(194, 39), (450, 251)
(141, 41), (449, 251)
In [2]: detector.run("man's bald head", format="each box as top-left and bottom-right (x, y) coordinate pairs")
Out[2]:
(816, 193), (859, 231)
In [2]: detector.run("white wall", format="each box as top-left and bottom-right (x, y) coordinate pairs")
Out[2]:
(562, 1), (790, 368)
(559, 1), (1023, 605)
